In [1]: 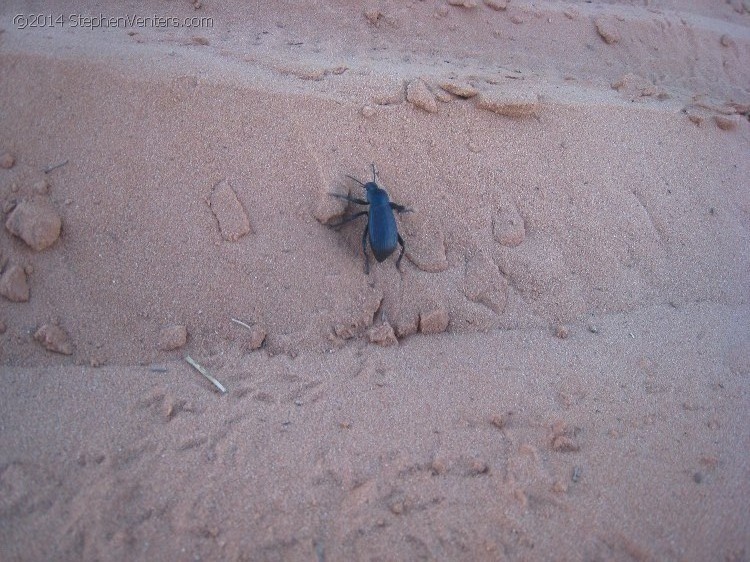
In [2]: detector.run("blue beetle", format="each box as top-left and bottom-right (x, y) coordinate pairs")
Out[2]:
(329, 163), (412, 274)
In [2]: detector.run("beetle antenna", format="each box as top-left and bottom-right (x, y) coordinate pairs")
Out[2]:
(345, 175), (365, 187)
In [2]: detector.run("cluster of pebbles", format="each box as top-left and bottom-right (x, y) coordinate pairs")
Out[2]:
(0, 152), (70, 354)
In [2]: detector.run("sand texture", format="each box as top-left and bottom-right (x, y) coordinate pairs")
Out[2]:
(1, 1), (749, 560)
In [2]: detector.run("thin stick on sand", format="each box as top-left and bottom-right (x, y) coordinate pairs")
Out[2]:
(43, 159), (69, 174)
(230, 318), (254, 331)
(184, 355), (227, 394)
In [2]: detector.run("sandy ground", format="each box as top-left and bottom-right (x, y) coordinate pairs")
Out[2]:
(1, 1), (749, 560)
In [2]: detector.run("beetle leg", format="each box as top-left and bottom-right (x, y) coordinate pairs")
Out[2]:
(396, 234), (406, 270)
(362, 222), (370, 274)
(328, 210), (367, 230)
(330, 192), (369, 206)
(390, 202), (413, 214)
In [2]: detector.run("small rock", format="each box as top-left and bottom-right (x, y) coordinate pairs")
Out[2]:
(34, 324), (73, 355)
(719, 34), (735, 48)
(331, 286), (384, 340)
(490, 414), (507, 429)
(247, 325), (266, 350)
(492, 206), (526, 246)
(484, 0), (508, 9)
(0, 265), (30, 302)
(393, 313), (419, 339)
(685, 108), (705, 126)
(439, 81), (479, 99)
(447, 0), (477, 7)
(364, 9), (382, 25)
(431, 458), (447, 475)
(406, 79), (438, 113)
(158, 324), (188, 351)
(467, 459), (489, 475)
(554, 324), (570, 339)
(361, 105), (376, 118)
(714, 115), (739, 131)
(0, 153), (16, 169)
(5, 198), (62, 251)
(594, 17), (621, 44)
(389, 499), (405, 515)
(209, 180), (252, 241)
(419, 307), (449, 334)
(368, 321), (398, 346)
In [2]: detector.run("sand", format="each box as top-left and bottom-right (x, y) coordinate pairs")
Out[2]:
(1, 1), (748, 560)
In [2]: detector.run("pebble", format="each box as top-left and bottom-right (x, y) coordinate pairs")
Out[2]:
(419, 307), (449, 334)
(246, 325), (266, 350)
(5, 198), (62, 251)
(492, 206), (526, 247)
(406, 79), (438, 113)
(447, 0), (477, 7)
(0, 153), (15, 169)
(368, 321), (398, 347)
(594, 17), (621, 44)
(484, 0), (509, 9)
(0, 265), (30, 302)
(440, 82), (479, 99)
(34, 324), (73, 355)
(158, 324), (188, 351)
(714, 115), (739, 131)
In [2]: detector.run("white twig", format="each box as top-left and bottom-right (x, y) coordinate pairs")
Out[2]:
(230, 318), (254, 331)
(184, 355), (227, 394)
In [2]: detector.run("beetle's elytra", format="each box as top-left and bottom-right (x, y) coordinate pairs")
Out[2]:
(329, 163), (412, 274)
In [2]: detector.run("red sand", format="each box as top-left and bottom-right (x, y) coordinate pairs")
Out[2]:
(1, 1), (748, 560)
